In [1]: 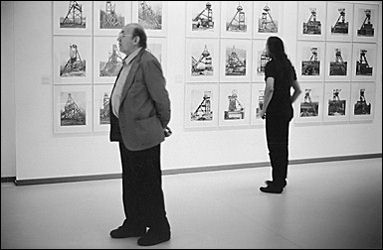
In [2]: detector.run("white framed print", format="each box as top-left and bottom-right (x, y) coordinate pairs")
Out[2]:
(132, 1), (167, 37)
(54, 85), (92, 134)
(326, 2), (353, 42)
(351, 43), (377, 82)
(220, 39), (252, 82)
(221, 1), (253, 39)
(184, 83), (219, 128)
(219, 83), (251, 127)
(53, 36), (92, 84)
(94, 84), (113, 132)
(94, 36), (125, 84)
(53, 1), (92, 36)
(252, 39), (269, 82)
(186, 1), (221, 38)
(250, 84), (266, 126)
(353, 3), (379, 43)
(296, 41), (325, 82)
(297, 2), (326, 41)
(147, 37), (167, 77)
(350, 82), (375, 122)
(325, 42), (352, 81)
(323, 82), (351, 123)
(185, 38), (220, 82)
(253, 1), (283, 39)
(94, 1), (131, 36)
(293, 83), (324, 124)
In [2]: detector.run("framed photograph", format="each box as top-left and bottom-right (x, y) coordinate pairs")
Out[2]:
(185, 38), (220, 82)
(252, 39), (269, 82)
(221, 1), (253, 39)
(94, 1), (131, 36)
(220, 39), (252, 82)
(293, 83), (324, 124)
(219, 83), (251, 127)
(53, 36), (92, 84)
(53, 1), (92, 36)
(132, 1), (167, 37)
(250, 84), (266, 126)
(296, 41), (325, 81)
(184, 83), (219, 128)
(253, 1), (283, 39)
(349, 82), (375, 122)
(353, 3), (379, 43)
(324, 42), (352, 81)
(54, 85), (92, 133)
(94, 84), (113, 132)
(147, 37), (167, 77)
(326, 2), (353, 42)
(94, 36), (125, 84)
(297, 2), (326, 41)
(323, 82), (351, 123)
(351, 43), (377, 81)
(186, 1), (221, 38)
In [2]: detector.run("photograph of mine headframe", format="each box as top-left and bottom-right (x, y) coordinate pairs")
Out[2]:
(354, 88), (371, 115)
(224, 90), (244, 120)
(331, 8), (348, 34)
(303, 8), (321, 34)
(328, 89), (346, 116)
(357, 9), (374, 36)
(191, 91), (213, 121)
(300, 89), (319, 117)
(139, 1), (162, 30)
(60, 1), (86, 28)
(61, 93), (86, 126)
(99, 93), (111, 124)
(191, 45), (213, 76)
(100, 1), (125, 29)
(330, 48), (347, 76)
(258, 4), (278, 33)
(60, 44), (86, 77)
(225, 46), (246, 76)
(356, 49), (373, 75)
(302, 47), (320, 76)
(100, 44), (123, 77)
(226, 3), (246, 32)
(192, 2), (214, 30)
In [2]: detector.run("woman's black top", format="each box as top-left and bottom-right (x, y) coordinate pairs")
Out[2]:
(264, 59), (297, 117)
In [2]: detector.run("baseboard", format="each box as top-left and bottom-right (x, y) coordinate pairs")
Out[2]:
(4, 153), (381, 186)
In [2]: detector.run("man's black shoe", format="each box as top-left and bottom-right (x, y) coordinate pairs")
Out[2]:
(110, 225), (146, 238)
(265, 180), (287, 188)
(260, 184), (283, 194)
(137, 228), (170, 246)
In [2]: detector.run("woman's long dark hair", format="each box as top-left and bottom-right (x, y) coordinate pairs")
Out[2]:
(266, 36), (294, 82)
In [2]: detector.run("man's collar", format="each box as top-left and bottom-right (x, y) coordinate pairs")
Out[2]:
(122, 47), (142, 65)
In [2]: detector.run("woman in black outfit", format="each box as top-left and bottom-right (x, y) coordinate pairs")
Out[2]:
(259, 36), (301, 194)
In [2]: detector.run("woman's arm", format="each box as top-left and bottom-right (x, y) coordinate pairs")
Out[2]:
(290, 79), (301, 104)
(259, 76), (274, 119)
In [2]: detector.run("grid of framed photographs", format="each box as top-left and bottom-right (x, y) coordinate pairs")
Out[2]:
(294, 1), (378, 125)
(184, 1), (285, 129)
(52, 1), (167, 134)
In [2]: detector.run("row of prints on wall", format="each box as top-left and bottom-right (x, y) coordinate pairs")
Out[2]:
(53, 1), (379, 42)
(54, 36), (378, 85)
(53, 81), (375, 133)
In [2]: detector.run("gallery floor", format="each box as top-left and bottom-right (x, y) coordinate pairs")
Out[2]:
(1, 158), (382, 249)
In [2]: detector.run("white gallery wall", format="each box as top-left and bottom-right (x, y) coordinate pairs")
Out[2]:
(1, 1), (382, 181)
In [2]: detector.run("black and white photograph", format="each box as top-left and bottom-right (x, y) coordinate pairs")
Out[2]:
(297, 1), (326, 41)
(53, 1), (92, 35)
(2, 1), (381, 249)
(93, 1), (131, 36)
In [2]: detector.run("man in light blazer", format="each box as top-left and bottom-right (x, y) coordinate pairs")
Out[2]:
(109, 23), (171, 247)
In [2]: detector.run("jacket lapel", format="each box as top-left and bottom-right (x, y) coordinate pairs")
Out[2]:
(120, 49), (145, 105)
